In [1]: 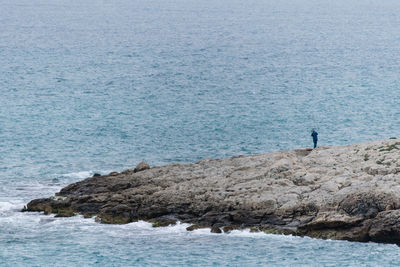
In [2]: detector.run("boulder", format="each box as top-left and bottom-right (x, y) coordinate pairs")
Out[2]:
(134, 161), (150, 173)
(210, 226), (222, 233)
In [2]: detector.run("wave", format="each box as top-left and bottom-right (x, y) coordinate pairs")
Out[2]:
(61, 170), (116, 180)
(0, 201), (24, 213)
(62, 171), (95, 179)
(103, 220), (301, 240)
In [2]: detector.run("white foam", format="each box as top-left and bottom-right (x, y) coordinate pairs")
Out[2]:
(228, 229), (277, 238)
(0, 207), (301, 242)
(103, 221), (300, 240)
(61, 169), (117, 180)
(121, 221), (297, 240)
(116, 220), (192, 232)
(0, 201), (24, 212)
(62, 171), (94, 179)
(152, 221), (193, 234)
(190, 227), (214, 235)
(127, 220), (153, 229)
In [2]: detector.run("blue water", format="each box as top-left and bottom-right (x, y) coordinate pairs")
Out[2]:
(2, 0), (400, 265)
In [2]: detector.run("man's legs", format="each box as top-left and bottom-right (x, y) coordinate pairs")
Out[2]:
(313, 141), (317, 148)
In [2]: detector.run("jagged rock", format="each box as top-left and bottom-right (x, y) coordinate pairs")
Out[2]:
(210, 226), (222, 233)
(134, 161), (150, 173)
(368, 210), (400, 243)
(149, 217), (177, 227)
(22, 138), (400, 245)
(98, 204), (134, 224)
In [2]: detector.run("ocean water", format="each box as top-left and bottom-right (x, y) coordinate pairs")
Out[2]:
(2, 0), (400, 265)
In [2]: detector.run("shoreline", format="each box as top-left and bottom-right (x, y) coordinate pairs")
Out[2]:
(23, 138), (400, 245)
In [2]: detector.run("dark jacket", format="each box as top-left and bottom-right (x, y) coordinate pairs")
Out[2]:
(311, 131), (318, 142)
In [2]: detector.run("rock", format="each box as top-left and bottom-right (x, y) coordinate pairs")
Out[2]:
(93, 173), (101, 177)
(368, 210), (400, 244)
(250, 226), (261, 232)
(210, 226), (222, 233)
(22, 198), (71, 216)
(55, 210), (76, 217)
(186, 225), (207, 231)
(98, 204), (134, 224)
(223, 225), (239, 233)
(23, 138), (400, 245)
(134, 161), (150, 173)
(149, 217), (177, 227)
(300, 211), (364, 230)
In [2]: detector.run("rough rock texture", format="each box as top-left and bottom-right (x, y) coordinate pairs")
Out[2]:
(134, 161), (150, 173)
(23, 139), (400, 244)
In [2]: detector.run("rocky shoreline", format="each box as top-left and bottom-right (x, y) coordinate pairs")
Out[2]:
(23, 139), (400, 244)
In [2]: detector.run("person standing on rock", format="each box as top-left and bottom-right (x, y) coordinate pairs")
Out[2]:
(311, 129), (318, 149)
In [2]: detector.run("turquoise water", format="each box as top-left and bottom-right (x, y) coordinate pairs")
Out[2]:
(2, 0), (400, 265)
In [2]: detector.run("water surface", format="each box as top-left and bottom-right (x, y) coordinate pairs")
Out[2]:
(1, 0), (400, 265)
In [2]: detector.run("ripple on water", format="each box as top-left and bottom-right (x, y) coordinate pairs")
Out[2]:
(2, 0), (400, 265)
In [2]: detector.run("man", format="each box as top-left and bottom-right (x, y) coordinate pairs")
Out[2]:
(311, 129), (318, 149)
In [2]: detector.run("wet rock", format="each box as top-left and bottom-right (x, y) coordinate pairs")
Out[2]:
(250, 226), (261, 232)
(149, 217), (177, 227)
(98, 204), (135, 224)
(368, 210), (400, 244)
(186, 225), (207, 231)
(55, 210), (76, 217)
(223, 225), (239, 233)
(74, 203), (102, 215)
(210, 226), (222, 233)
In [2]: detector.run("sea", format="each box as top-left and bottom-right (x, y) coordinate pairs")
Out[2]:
(2, 0), (400, 266)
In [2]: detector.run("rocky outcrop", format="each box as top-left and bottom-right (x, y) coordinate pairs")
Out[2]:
(134, 161), (150, 173)
(23, 139), (400, 244)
